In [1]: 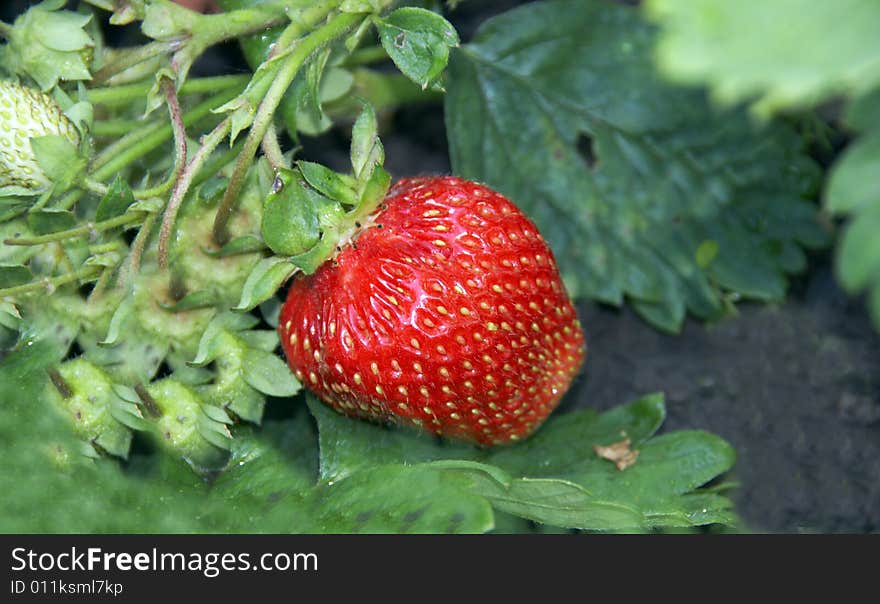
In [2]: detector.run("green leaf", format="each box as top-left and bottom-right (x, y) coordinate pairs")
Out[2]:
(485, 393), (666, 477)
(445, 0), (825, 332)
(309, 394), (478, 482)
(354, 165), (391, 217)
(310, 392), (736, 531)
(27, 208), (76, 235)
(190, 311), (259, 366)
(95, 175), (136, 222)
(0, 264), (31, 289)
(30, 134), (83, 184)
(158, 290), (217, 313)
(695, 240), (719, 269)
(645, 0), (880, 114)
(301, 48), (332, 129)
(298, 161), (358, 206)
(845, 86), (880, 132)
(2, 3), (94, 90)
(234, 257), (297, 311)
(836, 202), (880, 292)
(350, 103), (383, 182)
(827, 132), (880, 215)
(261, 170), (322, 257)
(201, 234), (266, 258)
(375, 7), (459, 89)
(565, 431), (737, 528)
(465, 472), (645, 531)
(305, 464), (494, 534)
(871, 282), (880, 326)
(824, 93), (880, 329)
(240, 348), (301, 398)
(287, 223), (341, 275)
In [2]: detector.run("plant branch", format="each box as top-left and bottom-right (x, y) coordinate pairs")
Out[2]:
(344, 45), (390, 67)
(3, 213), (143, 247)
(123, 213), (158, 288)
(87, 75), (249, 107)
(137, 78), (189, 202)
(213, 9), (365, 245)
(92, 41), (180, 85)
(158, 118), (232, 268)
(0, 267), (102, 299)
(261, 122), (286, 172)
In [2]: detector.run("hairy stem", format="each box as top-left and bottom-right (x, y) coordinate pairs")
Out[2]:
(87, 75), (249, 107)
(3, 213), (143, 247)
(123, 213), (158, 288)
(344, 45), (390, 67)
(261, 122), (286, 172)
(158, 118), (232, 268)
(92, 41), (180, 85)
(91, 119), (152, 138)
(0, 267), (102, 299)
(136, 78), (189, 201)
(88, 266), (116, 301)
(213, 8), (364, 245)
(56, 87), (240, 213)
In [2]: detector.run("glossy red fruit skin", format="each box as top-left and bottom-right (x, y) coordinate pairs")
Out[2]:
(279, 176), (586, 446)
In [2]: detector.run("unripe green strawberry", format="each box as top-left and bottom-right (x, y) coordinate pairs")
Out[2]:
(0, 80), (80, 193)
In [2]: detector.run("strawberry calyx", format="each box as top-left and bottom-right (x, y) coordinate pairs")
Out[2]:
(259, 104), (390, 275)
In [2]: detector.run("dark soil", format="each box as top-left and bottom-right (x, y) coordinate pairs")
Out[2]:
(572, 271), (880, 534)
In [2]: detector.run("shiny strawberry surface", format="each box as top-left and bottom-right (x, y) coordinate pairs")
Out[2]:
(279, 176), (586, 445)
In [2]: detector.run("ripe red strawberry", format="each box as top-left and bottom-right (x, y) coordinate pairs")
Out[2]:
(278, 176), (586, 446)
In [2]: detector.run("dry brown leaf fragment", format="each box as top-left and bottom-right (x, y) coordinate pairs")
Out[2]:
(593, 438), (639, 471)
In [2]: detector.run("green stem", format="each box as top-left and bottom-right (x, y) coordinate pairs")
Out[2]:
(57, 88), (240, 212)
(86, 75), (249, 107)
(344, 45), (390, 67)
(137, 78), (188, 202)
(0, 267), (102, 299)
(88, 266), (116, 301)
(158, 118), (231, 268)
(3, 213), (143, 247)
(192, 138), (246, 188)
(0, 21), (13, 40)
(125, 213), (157, 286)
(91, 119), (150, 138)
(93, 90), (227, 183)
(213, 9), (365, 245)
(261, 122), (285, 172)
(195, 2), (290, 45)
(88, 241), (125, 255)
(82, 178), (109, 196)
(92, 41), (179, 85)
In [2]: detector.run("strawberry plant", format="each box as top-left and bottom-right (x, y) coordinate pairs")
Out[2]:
(9, 0), (861, 534)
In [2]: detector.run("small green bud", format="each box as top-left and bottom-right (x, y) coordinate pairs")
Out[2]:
(262, 169), (322, 256)
(146, 379), (232, 472)
(44, 359), (136, 459)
